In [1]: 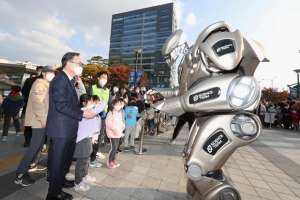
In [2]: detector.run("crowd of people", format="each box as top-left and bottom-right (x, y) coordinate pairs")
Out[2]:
(0, 52), (155, 200)
(255, 98), (300, 130)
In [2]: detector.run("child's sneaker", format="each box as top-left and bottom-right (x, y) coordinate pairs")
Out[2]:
(1, 136), (7, 142)
(15, 132), (21, 137)
(83, 174), (96, 183)
(113, 161), (120, 167)
(107, 162), (116, 169)
(130, 146), (135, 151)
(169, 139), (176, 145)
(14, 174), (35, 186)
(89, 160), (102, 168)
(74, 181), (90, 191)
(96, 152), (105, 159)
(124, 147), (130, 151)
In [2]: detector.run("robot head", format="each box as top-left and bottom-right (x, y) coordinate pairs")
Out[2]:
(191, 21), (244, 73)
(161, 29), (188, 68)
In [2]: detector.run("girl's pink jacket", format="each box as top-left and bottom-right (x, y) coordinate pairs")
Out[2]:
(105, 109), (125, 138)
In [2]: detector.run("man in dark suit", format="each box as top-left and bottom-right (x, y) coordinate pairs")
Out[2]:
(46, 52), (95, 200)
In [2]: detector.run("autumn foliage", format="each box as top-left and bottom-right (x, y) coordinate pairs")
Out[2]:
(82, 64), (147, 87)
(108, 65), (147, 86)
(262, 87), (290, 102)
(82, 64), (110, 86)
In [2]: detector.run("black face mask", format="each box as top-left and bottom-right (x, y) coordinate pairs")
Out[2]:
(130, 102), (136, 106)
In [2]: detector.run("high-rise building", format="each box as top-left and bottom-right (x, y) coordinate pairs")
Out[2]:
(109, 3), (177, 88)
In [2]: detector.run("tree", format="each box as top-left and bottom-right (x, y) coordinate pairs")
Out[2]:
(262, 87), (289, 102)
(87, 56), (108, 67)
(108, 65), (147, 86)
(109, 58), (129, 67)
(82, 64), (110, 86)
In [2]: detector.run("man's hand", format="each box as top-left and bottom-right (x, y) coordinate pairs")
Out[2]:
(41, 121), (46, 128)
(83, 109), (96, 119)
(113, 129), (118, 136)
(92, 140), (98, 145)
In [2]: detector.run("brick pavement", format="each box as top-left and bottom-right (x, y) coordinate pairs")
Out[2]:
(1, 122), (300, 200)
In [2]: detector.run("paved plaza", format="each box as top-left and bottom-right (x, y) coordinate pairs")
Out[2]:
(1, 122), (300, 200)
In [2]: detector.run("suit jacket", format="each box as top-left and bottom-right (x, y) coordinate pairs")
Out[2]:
(46, 71), (83, 139)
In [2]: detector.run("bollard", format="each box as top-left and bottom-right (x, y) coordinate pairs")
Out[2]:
(269, 112), (272, 129)
(134, 119), (148, 155)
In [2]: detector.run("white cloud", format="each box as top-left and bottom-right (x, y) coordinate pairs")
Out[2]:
(173, 0), (184, 25)
(40, 15), (77, 39)
(185, 12), (197, 27)
(0, 30), (73, 65)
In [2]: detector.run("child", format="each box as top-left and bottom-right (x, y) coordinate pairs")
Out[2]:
(105, 98), (125, 168)
(124, 98), (140, 151)
(1, 85), (24, 141)
(117, 98), (125, 154)
(291, 110), (300, 130)
(73, 94), (107, 191)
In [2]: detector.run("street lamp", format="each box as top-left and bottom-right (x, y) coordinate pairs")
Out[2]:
(262, 77), (276, 89)
(293, 69), (300, 98)
(134, 48), (142, 87)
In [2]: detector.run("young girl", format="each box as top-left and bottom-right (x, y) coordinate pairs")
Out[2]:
(105, 98), (125, 169)
(73, 94), (107, 191)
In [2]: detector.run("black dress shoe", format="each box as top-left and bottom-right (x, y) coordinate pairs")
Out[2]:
(46, 191), (73, 200)
(61, 191), (73, 199)
(62, 180), (74, 188)
(23, 140), (30, 148)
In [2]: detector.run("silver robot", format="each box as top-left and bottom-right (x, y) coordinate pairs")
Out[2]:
(153, 21), (269, 200)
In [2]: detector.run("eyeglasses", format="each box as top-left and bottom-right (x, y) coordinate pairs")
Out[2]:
(69, 61), (83, 67)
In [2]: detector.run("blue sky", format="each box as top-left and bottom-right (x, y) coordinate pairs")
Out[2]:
(0, 0), (299, 90)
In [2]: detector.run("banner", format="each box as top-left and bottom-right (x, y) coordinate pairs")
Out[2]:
(128, 71), (135, 86)
(128, 71), (143, 86)
(289, 87), (298, 99)
(136, 71), (143, 86)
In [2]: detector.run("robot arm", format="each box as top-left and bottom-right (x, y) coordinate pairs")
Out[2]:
(152, 86), (179, 99)
(154, 74), (261, 116)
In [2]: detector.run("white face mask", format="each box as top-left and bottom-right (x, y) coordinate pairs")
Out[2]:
(99, 79), (107, 86)
(114, 105), (122, 110)
(86, 104), (95, 109)
(46, 73), (55, 82)
(37, 72), (41, 76)
(113, 87), (119, 92)
(135, 90), (140, 93)
(74, 66), (83, 75)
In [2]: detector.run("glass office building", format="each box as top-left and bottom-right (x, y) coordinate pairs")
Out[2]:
(109, 3), (177, 88)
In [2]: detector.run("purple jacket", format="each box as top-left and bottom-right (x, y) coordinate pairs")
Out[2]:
(76, 100), (107, 143)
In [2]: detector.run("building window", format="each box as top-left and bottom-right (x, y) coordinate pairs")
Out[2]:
(144, 23), (156, 29)
(124, 19), (143, 26)
(111, 33), (122, 38)
(161, 9), (170, 14)
(160, 21), (169, 25)
(112, 28), (123, 33)
(160, 27), (169, 31)
(113, 23), (123, 28)
(145, 10), (157, 17)
(143, 34), (156, 40)
(143, 29), (156, 34)
(161, 15), (169, 19)
(124, 14), (143, 20)
(113, 18), (123, 23)
(144, 17), (157, 23)
(123, 30), (142, 37)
